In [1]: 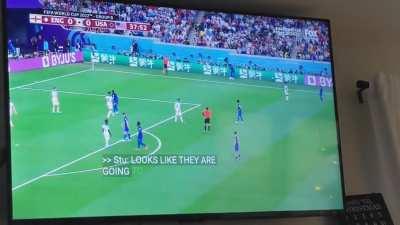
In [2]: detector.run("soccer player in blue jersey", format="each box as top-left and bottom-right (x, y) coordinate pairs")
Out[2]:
(122, 113), (131, 141)
(233, 131), (240, 160)
(319, 85), (324, 102)
(229, 64), (235, 80)
(235, 99), (244, 123)
(136, 121), (147, 150)
(111, 90), (119, 114)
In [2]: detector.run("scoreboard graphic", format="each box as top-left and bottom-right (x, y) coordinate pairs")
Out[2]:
(29, 13), (151, 32)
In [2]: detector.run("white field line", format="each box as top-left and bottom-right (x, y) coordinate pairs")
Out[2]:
(46, 130), (162, 177)
(10, 69), (91, 91)
(45, 167), (108, 177)
(95, 68), (319, 94)
(11, 139), (123, 191)
(12, 104), (200, 191)
(145, 130), (163, 155)
(18, 87), (199, 106)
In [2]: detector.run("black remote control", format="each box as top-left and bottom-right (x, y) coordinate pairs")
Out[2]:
(345, 193), (394, 225)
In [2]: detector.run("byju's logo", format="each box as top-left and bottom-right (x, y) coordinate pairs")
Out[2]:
(42, 53), (78, 68)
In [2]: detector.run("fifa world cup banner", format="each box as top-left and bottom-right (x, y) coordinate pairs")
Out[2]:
(9, 52), (84, 73)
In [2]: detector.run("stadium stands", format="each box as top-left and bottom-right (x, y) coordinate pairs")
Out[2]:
(192, 13), (331, 61)
(19, 1), (331, 62)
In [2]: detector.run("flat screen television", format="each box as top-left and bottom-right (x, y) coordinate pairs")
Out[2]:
(4, 0), (345, 223)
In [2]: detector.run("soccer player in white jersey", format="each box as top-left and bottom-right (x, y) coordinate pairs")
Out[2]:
(283, 80), (289, 101)
(174, 98), (183, 123)
(105, 92), (113, 119)
(9, 101), (17, 127)
(91, 52), (95, 71)
(91, 47), (96, 71)
(102, 119), (112, 147)
(51, 87), (61, 113)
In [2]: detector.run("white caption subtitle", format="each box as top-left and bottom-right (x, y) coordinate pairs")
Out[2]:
(103, 154), (217, 166)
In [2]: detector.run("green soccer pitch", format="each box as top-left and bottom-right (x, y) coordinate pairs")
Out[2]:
(9, 63), (343, 219)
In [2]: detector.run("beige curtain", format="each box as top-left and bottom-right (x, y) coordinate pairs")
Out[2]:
(366, 73), (400, 224)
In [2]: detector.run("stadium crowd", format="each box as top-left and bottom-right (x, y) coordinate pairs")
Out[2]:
(43, 0), (197, 44)
(17, 0), (331, 62)
(192, 13), (331, 61)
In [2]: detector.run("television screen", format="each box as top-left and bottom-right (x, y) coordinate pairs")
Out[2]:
(6, 0), (344, 221)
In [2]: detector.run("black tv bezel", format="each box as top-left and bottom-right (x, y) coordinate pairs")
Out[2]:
(3, 1), (346, 224)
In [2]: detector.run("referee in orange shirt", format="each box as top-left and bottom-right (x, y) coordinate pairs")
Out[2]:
(163, 56), (169, 75)
(202, 107), (212, 132)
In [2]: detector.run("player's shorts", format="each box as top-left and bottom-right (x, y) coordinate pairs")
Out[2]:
(107, 103), (113, 110)
(175, 110), (182, 116)
(104, 133), (110, 140)
(163, 64), (168, 69)
(204, 118), (210, 124)
(52, 98), (60, 106)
